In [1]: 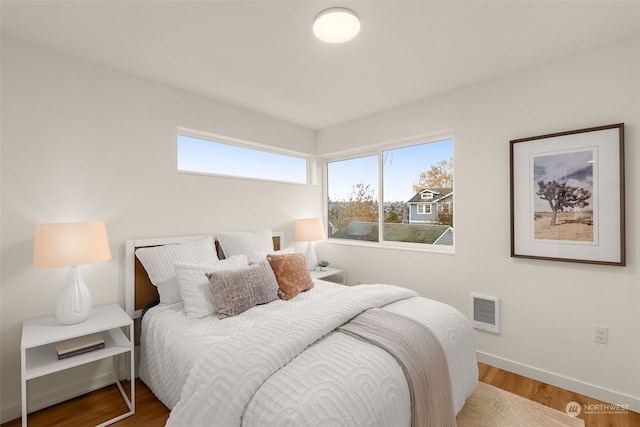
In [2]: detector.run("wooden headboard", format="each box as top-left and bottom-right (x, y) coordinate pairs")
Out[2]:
(124, 232), (283, 320)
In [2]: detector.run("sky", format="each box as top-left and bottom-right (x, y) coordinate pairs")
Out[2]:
(328, 138), (453, 202)
(178, 135), (307, 183)
(178, 135), (453, 203)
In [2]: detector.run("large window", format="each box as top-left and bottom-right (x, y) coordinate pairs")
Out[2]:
(327, 137), (453, 247)
(178, 132), (309, 184)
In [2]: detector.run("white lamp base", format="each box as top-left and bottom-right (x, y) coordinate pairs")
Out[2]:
(56, 266), (92, 325)
(305, 241), (318, 271)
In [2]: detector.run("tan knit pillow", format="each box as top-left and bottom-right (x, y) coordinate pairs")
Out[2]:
(268, 253), (314, 300)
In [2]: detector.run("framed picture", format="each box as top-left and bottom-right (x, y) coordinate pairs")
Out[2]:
(510, 123), (625, 266)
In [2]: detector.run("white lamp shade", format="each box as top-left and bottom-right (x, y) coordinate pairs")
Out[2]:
(294, 218), (325, 242)
(313, 7), (360, 43)
(33, 221), (111, 268)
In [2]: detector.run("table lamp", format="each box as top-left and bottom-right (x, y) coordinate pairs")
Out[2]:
(294, 218), (325, 270)
(33, 221), (111, 325)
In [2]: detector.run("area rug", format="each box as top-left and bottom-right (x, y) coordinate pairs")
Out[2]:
(456, 382), (585, 426)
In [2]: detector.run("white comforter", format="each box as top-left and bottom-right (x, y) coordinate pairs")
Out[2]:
(140, 280), (477, 426)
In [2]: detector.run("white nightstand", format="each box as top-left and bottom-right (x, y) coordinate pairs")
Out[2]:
(21, 304), (134, 427)
(310, 267), (346, 285)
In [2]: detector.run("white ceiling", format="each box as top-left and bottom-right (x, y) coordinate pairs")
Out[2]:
(2, 1), (640, 130)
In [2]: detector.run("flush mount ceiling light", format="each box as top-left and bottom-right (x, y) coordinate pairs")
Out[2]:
(313, 7), (360, 43)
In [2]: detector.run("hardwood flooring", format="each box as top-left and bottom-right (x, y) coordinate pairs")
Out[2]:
(478, 364), (640, 427)
(4, 363), (638, 426)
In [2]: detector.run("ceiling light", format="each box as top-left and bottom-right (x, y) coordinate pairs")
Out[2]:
(313, 7), (360, 43)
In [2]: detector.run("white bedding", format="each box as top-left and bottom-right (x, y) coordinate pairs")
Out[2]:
(139, 280), (478, 426)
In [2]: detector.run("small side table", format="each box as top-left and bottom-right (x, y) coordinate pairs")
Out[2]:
(21, 304), (134, 427)
(310, 267), (346, 285)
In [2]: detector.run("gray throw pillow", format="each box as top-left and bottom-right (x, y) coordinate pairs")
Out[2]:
(207, 261), (282, 319)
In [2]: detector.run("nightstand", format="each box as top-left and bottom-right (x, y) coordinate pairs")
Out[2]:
(21, 304), (134, 427)
(310, 267), (346, 285)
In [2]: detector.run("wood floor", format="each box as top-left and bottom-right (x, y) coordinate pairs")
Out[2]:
(4, 362), (639, 426)
(478, 363), (640, 427)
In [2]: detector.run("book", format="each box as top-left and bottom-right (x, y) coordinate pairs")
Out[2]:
(56, 333), (105, 359)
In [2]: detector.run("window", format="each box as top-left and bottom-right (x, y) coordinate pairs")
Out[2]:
(417, 204), (431, 215)
(326, 136), (453, 248)
(178, 132), (309, 184)
(327, 155), (379, 242)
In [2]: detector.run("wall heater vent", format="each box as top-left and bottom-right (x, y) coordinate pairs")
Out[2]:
(471, 294), (501, 334)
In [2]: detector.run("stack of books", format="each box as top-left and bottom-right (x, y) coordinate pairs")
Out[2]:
(56, 333), (105, 359)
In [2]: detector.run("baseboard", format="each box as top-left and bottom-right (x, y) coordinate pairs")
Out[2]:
(1, 362), (128, 424)
(477, 351), (640, 413)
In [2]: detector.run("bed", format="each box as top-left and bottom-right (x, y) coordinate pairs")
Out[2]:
(125, 230), (478, 426)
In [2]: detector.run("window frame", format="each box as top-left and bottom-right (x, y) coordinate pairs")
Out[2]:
(417, 203), (432, 215)
(177, 127), (315, 186)
(323, 132), (454, 254)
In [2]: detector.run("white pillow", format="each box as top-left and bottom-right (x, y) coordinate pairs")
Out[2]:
(217, 229), (274, 259)
(247, 247), (295, 265)
(135, 236), (218, 304)
(174, 255), (249, 319)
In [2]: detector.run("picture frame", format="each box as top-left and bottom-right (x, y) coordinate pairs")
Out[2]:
(510, 123), (625, 266)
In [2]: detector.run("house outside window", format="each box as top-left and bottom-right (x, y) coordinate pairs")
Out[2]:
(408, 188), (453, 225)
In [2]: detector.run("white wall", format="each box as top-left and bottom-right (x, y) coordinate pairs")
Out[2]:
(317, 36), (640, 410)
(0, 37), (320, 422)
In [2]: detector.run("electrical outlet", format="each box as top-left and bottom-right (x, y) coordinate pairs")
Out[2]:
(594, 326), (608, 344)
